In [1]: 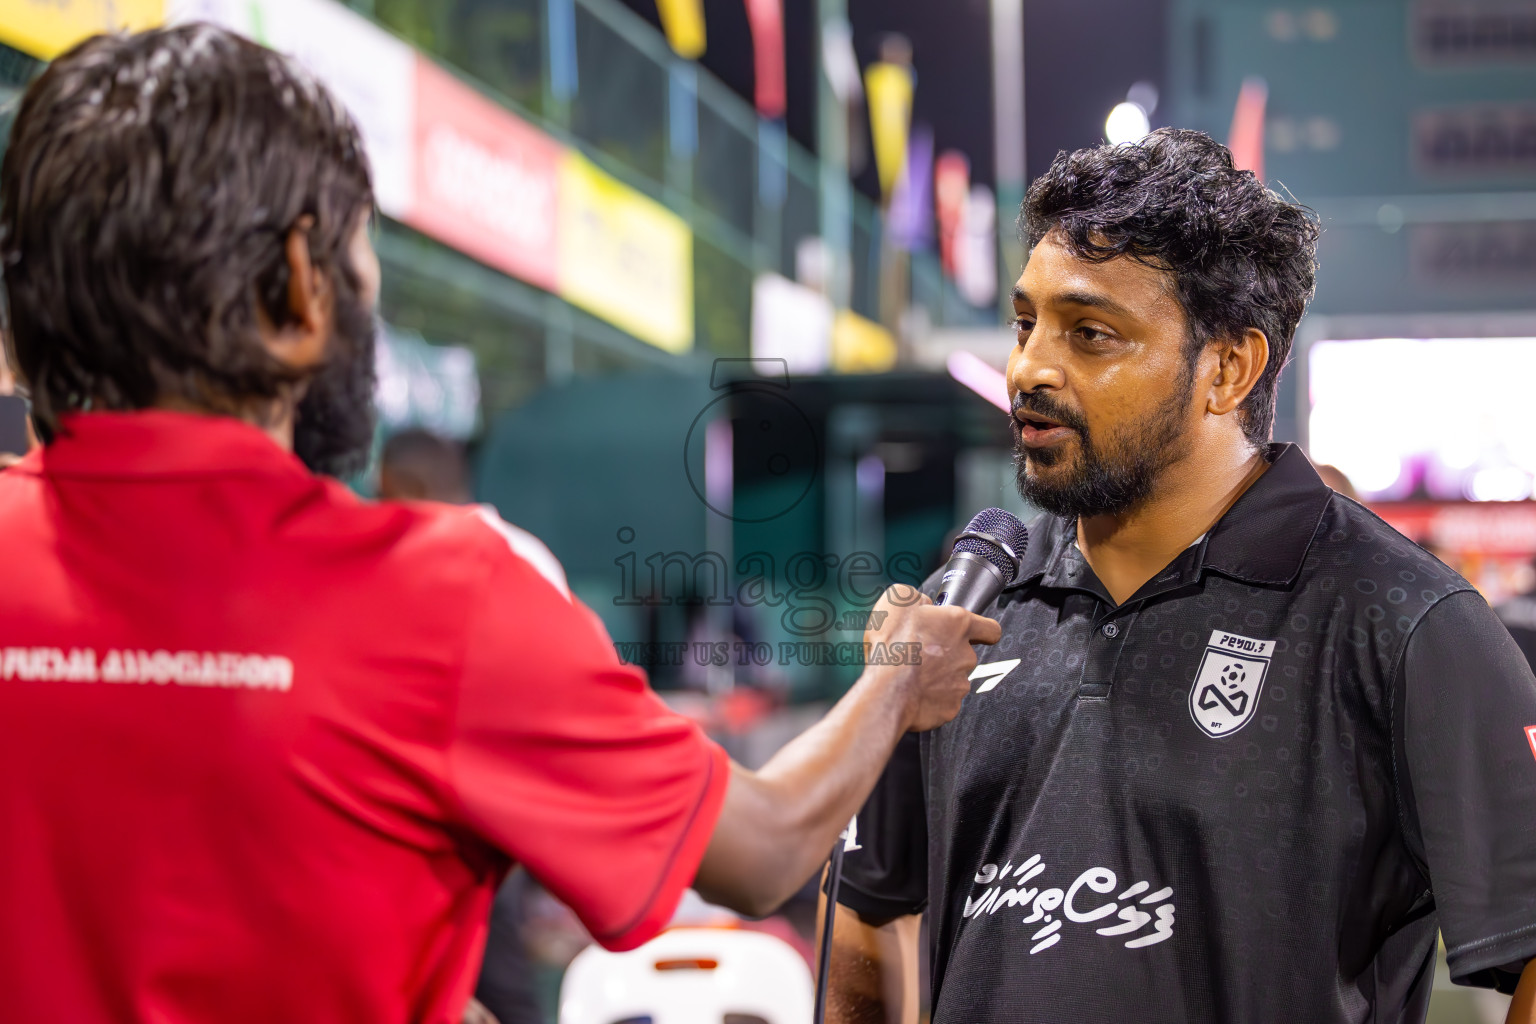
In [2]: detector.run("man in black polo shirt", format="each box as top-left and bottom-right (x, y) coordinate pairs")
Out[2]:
(828, 129), (1536, 1023)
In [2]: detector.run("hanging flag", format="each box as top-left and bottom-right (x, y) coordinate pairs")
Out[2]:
(656, 0), (706, 59)
(1227, 76), (1268, 180)
(888, 124), (934, 251)
(934, 149), (969, 277)
(820, 17), (862, 105)
(743, 0), (786, 119)
(865, 59), (914, 200)
(955, 183), (998, 307)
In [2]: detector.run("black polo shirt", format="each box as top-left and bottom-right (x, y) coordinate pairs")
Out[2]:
(839, 444), (1536, 1023)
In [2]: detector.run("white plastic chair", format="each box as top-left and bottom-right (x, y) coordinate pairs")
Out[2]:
(557, 926), (813, 1024)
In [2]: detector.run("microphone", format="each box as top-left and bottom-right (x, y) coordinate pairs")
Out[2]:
(933, 508), (1029, 612)
(813, 507), (1030, 1024)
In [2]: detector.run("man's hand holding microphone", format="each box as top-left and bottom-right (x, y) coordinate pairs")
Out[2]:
(869, 583), (1002, 732)
(691, 583), (1000, 917)
(692, 509), (1027, 916)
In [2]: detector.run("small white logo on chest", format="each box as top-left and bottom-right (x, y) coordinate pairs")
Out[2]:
(970, 659), (1022, 694)
(1188, 630), (1273, 738)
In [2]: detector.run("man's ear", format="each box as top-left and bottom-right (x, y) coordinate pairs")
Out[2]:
(1206, 327), (1269, 417)
(258, 215), (331, 372)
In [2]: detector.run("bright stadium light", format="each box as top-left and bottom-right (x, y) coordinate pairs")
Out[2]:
(1105, 101), (1150, 145)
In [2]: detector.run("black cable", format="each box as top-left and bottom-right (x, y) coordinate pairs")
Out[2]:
(813, 840), (846, 1024)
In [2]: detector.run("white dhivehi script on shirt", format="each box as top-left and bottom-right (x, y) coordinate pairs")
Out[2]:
(963, 853), (1176, 956)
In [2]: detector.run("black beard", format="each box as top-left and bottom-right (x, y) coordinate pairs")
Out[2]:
(1012, 378), (1192, 520)
(292, 291), (377, 479)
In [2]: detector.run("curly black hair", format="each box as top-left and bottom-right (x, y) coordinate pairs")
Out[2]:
(1022, 128), (1319, 447)
(0, 24), (374, 443)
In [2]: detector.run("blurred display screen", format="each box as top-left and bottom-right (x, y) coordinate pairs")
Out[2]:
(1309, 338), (1536, 502)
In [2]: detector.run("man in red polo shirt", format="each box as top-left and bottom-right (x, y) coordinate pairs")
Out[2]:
(0, 25), (999, 1024)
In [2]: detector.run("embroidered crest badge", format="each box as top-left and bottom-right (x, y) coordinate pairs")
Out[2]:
(1188, 630), (1274, 738)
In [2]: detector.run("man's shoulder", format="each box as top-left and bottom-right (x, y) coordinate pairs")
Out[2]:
(1306, 491), (1475, 598)
(461, 505), (571, 599)
(1294, 491), (1485, 683)
(297, 489), (570, 604)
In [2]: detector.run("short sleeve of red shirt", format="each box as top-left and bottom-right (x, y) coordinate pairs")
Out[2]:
(447, 527), (729, 952)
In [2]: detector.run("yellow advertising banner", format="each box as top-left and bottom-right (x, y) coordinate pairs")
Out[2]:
(0, 0), (163, 59)
(557, 153), (693, 355)
(832, 310), (896, 374)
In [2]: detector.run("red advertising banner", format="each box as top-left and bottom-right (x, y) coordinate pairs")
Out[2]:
(407, 59), (563, 291)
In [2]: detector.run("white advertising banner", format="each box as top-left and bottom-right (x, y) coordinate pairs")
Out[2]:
(170, 0), (416, 217)
(751, 273), (833, 374)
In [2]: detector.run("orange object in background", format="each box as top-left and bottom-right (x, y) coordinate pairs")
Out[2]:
(560, 927), (813, 1023)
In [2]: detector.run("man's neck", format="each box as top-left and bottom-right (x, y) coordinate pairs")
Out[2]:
(1076, 435), (1271, 605)
(153, 395), (295, 453)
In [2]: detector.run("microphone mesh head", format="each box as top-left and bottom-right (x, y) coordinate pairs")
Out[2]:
(953, 508), (1029, 585)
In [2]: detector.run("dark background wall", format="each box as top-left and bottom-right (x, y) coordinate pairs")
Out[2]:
(616, 0), (1170, 197)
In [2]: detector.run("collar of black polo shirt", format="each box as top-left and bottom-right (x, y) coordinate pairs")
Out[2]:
(1008, 443), (1334, 605)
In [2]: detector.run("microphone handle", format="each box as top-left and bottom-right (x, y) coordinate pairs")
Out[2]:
(933, 549), (1008, 612)
(813, 840), (847, 1024)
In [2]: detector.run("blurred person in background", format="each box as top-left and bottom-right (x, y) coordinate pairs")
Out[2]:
(1497, 560), (1536, 671)
(0, 24), (1001, 1024)
(379, 428), (474, 505)
(827, 130), (1536, 1024)
(1315, 462), (1358, 500)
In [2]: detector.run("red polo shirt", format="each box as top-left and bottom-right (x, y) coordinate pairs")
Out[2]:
(0, 410), (729, 1024)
